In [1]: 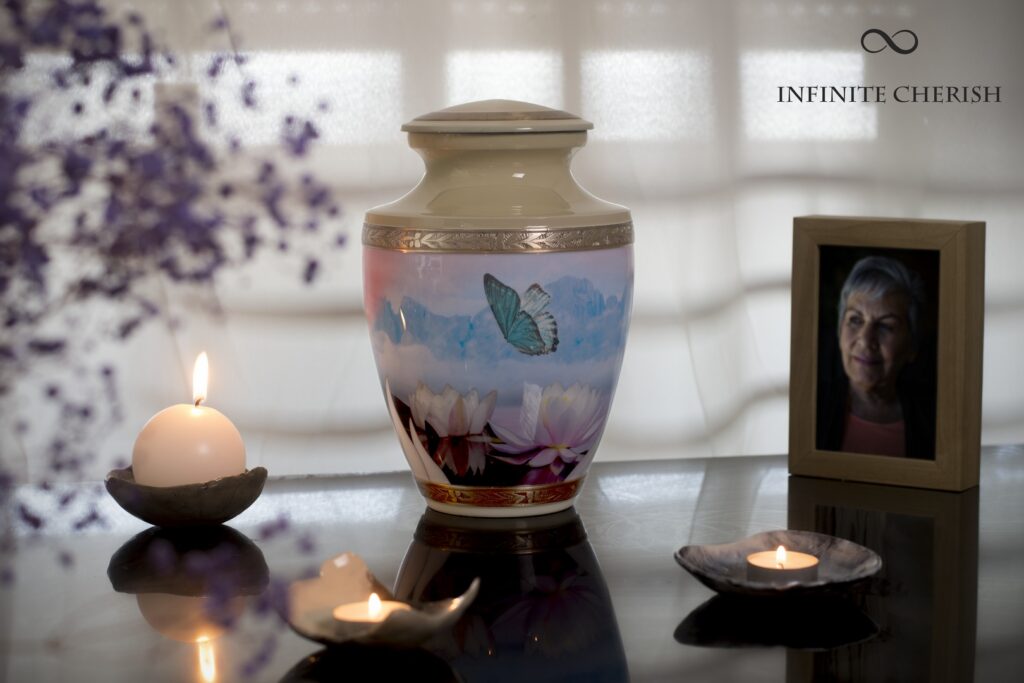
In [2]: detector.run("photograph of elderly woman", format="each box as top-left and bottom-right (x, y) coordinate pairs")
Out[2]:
(815, 248), (940, 460)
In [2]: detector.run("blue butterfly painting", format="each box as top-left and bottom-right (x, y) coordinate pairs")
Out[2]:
(484, 273), (559, 355)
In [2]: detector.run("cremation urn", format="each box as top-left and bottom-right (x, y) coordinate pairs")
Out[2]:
(363, 100), (633, 517)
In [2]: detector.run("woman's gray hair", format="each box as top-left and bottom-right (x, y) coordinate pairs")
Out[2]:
(837, 256), (926, 346)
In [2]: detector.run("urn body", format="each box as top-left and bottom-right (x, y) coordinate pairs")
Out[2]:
(363, 100), (633, 517)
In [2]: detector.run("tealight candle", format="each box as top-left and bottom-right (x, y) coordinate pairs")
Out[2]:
(746, 545), (819, 583)
(132, 352), (246, 487)
(333, 592), (412, 624)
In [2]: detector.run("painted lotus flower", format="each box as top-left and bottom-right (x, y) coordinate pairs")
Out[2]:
(409, 383), (497, 476)
(490, 383), (606, 476)
(385, 379), (448, 484)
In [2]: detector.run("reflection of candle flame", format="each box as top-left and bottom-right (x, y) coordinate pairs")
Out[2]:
(193, 352), (209, 407)
(775, 545), (787, 569)
(197, 635), (216, 682)
(368, 592), (381, 619)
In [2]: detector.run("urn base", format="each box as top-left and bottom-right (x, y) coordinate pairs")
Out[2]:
(417, 479), (583, 518)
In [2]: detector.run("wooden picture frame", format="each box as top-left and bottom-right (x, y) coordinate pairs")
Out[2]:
(789, 216), (985, 491)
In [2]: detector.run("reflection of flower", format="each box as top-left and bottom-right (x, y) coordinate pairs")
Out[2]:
(409, 383), (496, 476)
(491, 570), (606, 657)
(491, 383), (605, 476)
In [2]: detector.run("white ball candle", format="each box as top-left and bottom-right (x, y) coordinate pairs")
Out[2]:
(132, 352), (246, 487)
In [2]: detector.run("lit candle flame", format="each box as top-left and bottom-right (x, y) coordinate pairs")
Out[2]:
(368, 592), (382, 619)
(193, 352), (209, 407)
(196, 635), (216, 682)
(775, 545), (787, 569)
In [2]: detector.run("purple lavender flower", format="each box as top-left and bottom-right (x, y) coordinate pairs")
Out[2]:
(0, 567), (14, 587)
(240, 633), (278, 678)
(72, 507), (102, 530)
(1, 0), (343, 597)
(258, 515), (290, 541)
(18, 504), (44, 531)
(296, 535), (316, 555)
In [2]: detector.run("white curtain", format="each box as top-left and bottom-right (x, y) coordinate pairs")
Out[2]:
(4, 0), (1023, 480)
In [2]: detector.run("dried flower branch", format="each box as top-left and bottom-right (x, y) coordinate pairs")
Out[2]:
(0, 4), (342, 643)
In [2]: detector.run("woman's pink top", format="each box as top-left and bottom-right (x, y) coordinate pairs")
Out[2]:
(841, 413), (906, 457)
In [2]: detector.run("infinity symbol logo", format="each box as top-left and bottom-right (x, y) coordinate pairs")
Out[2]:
(860, 29), (919, 54)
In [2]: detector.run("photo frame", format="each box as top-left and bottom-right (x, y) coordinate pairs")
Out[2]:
(789, 216), (985, 491)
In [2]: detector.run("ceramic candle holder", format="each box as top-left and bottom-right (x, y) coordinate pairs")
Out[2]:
(287, 552), (479, 648)
(105, 466), (267, 527)
(675, 529), (882, 597)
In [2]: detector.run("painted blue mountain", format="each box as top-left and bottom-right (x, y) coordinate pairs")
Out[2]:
(374, 276), (630, 364)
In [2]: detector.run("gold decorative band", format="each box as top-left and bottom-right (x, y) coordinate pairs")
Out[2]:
(418, 479), (582, 507)
(363, 222), (633, 253)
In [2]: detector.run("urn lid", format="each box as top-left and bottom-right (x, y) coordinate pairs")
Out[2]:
(402, 99), (593, 134)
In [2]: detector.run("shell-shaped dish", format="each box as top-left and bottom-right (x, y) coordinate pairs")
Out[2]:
(675, 529), (882, 597)
(288, 552), (479, 647)
(105, 466), (267, 527)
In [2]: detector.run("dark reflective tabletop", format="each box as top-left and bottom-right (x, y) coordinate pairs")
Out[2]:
(2, 446), (1022, 682)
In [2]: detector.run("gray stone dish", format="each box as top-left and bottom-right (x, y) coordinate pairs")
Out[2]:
(675, 529), (882, 597)
(105, 466), (267, 527)
(288, 552), (479, 648)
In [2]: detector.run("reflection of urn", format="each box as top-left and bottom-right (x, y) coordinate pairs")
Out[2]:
(108, 526), (269, 679)
(363, 100), (634, 518)
(280, 646), (458, 683)
(395, 508), (628, 682)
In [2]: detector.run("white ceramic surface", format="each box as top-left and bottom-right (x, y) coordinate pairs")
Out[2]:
(287, 552), (478, 647)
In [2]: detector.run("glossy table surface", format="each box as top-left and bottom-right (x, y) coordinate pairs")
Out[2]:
(2, 446), (1022, 682)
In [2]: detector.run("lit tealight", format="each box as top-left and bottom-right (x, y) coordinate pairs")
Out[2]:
(746, 545), (819, 583)
(332, 592), (412, 624)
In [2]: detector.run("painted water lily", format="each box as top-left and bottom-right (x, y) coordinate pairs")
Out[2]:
(409, 383), (497, 476)
(385, 379), (447, 484)
(491, 383), (606, 476)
